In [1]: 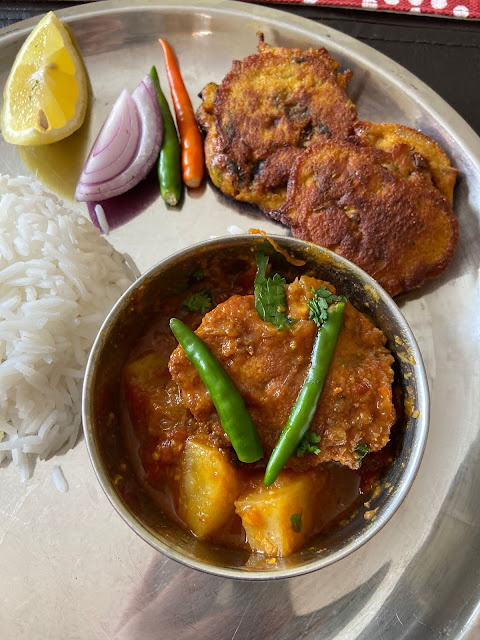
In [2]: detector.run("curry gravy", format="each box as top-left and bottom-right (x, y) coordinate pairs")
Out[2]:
(118, 250), (399, 554)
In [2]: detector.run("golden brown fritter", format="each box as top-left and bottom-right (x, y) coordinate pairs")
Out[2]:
(277, 139), (459, 297)
(354, 121), (458, 205)
(169, 276), (395, 471)
(197, 35), (357, 212)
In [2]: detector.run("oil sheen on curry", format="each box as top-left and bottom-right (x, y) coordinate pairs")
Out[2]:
(122, 250), (398, 558)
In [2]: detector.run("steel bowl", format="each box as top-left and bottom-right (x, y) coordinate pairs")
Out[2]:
(82, 234), (428, 580)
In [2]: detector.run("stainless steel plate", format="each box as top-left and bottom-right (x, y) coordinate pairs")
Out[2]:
(0, 1), (479, 638)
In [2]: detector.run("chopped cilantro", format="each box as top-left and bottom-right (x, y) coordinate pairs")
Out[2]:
(183, 291), (212, 314)
(191, 268), (204, 281)
(290, 513), (302, 533)
(296, 430), (321, 457)
(254, 252), (291, 330)
(355, 443), (370, 461)
(308, 286), (346, 328)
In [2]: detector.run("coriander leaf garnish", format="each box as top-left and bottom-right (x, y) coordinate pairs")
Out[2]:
(308, 286), (346, 328)
(296, 430), (321, 457)
(290, 513), (303, 533)
(254, 252), (291, 330)
(355, 443), (370, 461)
(191, 268), (204, 281)
(183, 291), (212, 314)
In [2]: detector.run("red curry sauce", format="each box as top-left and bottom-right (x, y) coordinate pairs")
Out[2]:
(120, 251), (400, 555)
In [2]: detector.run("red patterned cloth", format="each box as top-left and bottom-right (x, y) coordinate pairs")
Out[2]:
(247, 0), (480, 18)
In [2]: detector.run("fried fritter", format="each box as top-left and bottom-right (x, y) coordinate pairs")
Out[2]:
(169, 276), (395, 471)
(278, 139), (459, 296)
(197, 35), (357, 211)
(354, 121), (457, 205)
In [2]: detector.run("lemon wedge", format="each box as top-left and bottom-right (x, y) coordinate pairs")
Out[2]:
(1, 11), (87, 146)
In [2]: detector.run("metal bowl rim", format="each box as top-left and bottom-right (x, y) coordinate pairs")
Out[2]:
(82, 234), (429, 580)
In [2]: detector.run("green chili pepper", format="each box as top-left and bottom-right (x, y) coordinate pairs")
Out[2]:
(264, 302), (345, 486)
(149, 66), (182, 206)
(170, 318), (263, 463)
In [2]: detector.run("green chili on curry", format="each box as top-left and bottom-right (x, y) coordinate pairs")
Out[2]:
(169, 318), (263, 463)
(264, 301), (345, 486)
(149, 66), (182, 206)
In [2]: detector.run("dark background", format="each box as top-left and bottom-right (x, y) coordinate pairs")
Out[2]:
(0, 0), (479, 133)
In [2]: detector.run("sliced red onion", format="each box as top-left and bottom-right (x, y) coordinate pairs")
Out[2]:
(75, 75), (162, 202)
(82, 90), (139, 182)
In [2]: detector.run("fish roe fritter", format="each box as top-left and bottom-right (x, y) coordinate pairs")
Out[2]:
(354, 121), (458, 205)
(277, 139), (459, 297)
(197, 35), (357, 212)
(168, 276), (395, 471)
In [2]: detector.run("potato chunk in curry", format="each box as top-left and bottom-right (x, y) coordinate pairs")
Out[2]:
(179, 436), (241, 539)
(235, 469), (327, 557)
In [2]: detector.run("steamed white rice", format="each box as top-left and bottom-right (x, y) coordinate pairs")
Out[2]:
(0, 175), (134, 483)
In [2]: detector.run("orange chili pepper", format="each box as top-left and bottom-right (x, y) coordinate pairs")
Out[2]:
(158, 38), (204, 188)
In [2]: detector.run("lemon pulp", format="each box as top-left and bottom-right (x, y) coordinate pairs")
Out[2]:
(1, 11), (87, 145)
